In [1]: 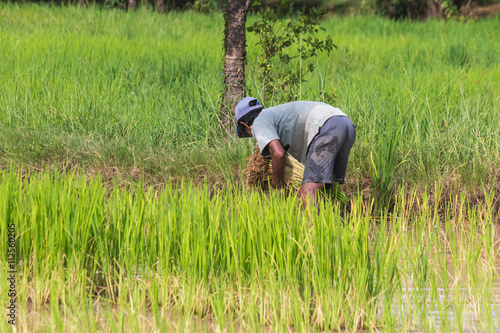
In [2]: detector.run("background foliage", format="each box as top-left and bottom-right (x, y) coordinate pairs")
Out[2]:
(4, 0), (500, 18)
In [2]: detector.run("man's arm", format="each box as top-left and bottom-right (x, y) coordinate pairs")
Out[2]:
(268, 139), (286, 189)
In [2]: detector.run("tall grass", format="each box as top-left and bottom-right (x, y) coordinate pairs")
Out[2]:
(0, 169), (498, 331)
(0, 4), (498, 195)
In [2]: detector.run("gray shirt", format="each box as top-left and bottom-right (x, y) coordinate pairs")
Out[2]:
(251, 101), (347, 164)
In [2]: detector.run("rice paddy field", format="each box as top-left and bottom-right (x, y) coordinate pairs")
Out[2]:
(0, 3), (499, 332)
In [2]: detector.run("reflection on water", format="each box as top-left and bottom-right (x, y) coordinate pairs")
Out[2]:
(387, 285), (500, 331)
(382, 225), (500, 331)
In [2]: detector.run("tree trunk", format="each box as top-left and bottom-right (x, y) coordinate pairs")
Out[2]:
(128, 0), (138, 10)
(426, 0), (441, 18)
(219, 0), (251, 134)
(157, 0), (165, 12)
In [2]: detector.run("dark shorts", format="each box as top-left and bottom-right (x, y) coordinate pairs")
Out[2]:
(302, 116), (356, 185)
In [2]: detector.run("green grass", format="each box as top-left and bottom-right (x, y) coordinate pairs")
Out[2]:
(0, 4), (499, 198)
(0, 169), (498, 332)
(0, 4), (240, 180)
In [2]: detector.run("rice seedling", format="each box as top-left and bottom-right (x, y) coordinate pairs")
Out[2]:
(0, 169), (498, 332)
(244, 145), (305, 192)
(245, 146), (349, 203)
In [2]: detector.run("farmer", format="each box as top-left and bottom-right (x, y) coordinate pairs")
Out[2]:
(235, 97), (356, 205)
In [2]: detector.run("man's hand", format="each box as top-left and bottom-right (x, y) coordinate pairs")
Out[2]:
(268, 139), (286, 189)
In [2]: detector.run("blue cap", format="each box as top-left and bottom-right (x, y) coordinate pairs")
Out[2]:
(235, 97), (263, 138)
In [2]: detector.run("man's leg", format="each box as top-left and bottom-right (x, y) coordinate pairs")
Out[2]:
(299, 182), (324, 206)
(332, 117), (356, 185)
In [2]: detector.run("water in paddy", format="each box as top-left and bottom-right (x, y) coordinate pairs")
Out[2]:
(390, 282), (500, 331)
(379, 225), (500, 331)
(127, 226), (500, 331)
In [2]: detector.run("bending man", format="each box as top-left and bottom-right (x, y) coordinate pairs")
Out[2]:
(235, 97), (356, 205)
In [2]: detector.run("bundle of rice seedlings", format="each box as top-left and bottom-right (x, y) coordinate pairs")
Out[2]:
(245, 146), (349, 204)
(245, 146), (273, 191)
(271, 150), (305, 192)
(245, 146), (302, 191)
